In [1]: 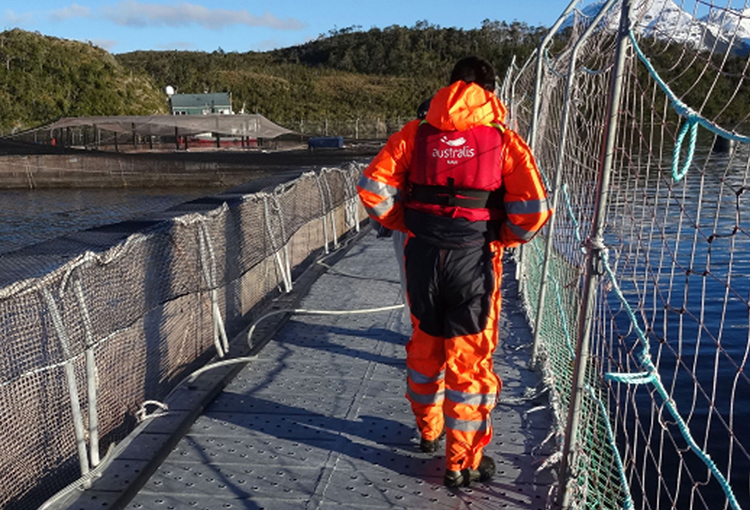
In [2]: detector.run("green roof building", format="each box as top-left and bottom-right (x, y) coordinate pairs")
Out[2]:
(169, 93), (232, 115)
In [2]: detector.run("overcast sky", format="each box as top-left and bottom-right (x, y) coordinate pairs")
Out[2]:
(1, 0), (572, 54)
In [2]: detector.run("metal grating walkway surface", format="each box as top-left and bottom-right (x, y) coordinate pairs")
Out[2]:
(63, 232), (556, 510)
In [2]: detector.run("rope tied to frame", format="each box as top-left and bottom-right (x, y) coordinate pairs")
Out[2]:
(628, 31), (750, 183)
(314, 173), (331, 254)
(197, 221), (230, 358)
(583, 236), (608, 276)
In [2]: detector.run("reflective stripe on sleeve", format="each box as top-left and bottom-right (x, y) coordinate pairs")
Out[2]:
(364, 196), (395, 219)
(507, 221), (536, 241)
(358, 174), (401, 199)
(407, 387), (445, 405)
(407, 367), (445, 385)
(505, 198), (550, 216)
(445, 389), (497, 407)
(445, 415), (489, 432)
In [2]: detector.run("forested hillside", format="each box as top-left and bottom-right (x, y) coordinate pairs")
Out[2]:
(0, 21), (545, 133)
(115, 50), (439, 127)
(273, 21), (545, 77)
(116, 20), (545, 127)
(2, 20), (750, 135)
(0, 29), (167, 133)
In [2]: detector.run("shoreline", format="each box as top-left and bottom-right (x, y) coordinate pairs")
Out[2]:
(0, 139), (381, 189)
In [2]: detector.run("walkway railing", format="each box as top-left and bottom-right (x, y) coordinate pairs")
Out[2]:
(507, 1), (750, 508)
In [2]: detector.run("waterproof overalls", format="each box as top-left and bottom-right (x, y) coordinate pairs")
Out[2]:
(357, 81), (551, 472)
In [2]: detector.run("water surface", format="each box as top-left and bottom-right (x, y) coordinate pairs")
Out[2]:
(0, 187), (215, 254)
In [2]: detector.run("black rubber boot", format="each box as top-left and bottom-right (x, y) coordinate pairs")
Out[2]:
(444, 455), (496, 488)
(419, 428), (446, 453)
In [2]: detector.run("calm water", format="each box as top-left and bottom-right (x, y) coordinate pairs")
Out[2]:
(604, 148), (750, 509)
(0, 188), (215, 254)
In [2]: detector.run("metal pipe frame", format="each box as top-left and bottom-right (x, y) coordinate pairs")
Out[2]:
(528, 0), (581, 152)
(41, 288), (91, 486)
(557, 0), (633, 507)
(530, 0), (620, 369)
(519, 0), (580, 298)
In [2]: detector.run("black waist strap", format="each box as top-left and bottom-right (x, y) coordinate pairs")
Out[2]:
(409, 182), (503, 209)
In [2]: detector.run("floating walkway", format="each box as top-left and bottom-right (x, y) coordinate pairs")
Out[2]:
(57, 232), (556, 510)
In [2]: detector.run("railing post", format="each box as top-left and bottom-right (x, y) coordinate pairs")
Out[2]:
(530, 0), (619, 369)
(509, 53), (536, 129)
(519, 0), (581, 296)
(557, 0), (632, 508)
(500, 55), (516, 113)
(528, 0), (580, 153)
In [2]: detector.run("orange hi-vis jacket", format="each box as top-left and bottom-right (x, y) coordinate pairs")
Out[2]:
(357, 81), (551, 247)
(358, 81), (551, 473)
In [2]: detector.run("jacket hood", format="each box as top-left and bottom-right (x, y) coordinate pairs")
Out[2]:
(425, 81), (507, 132)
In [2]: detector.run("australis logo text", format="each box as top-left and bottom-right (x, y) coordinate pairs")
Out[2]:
(433, 136), (475, 161)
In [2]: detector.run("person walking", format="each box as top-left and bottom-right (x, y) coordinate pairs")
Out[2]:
(357, 56), (551, 488)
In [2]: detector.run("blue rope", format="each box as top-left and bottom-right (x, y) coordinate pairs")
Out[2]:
(581, 63), (614, 76)
(605, 371), (655, 385)
(562, 183), (586, 251)
(600, 249), (743, 510)
(537, 164), (551, 192)
(629, 31), (750, 182)
(672, 116), (698, 182)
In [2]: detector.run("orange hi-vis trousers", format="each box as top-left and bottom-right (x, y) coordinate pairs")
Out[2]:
(404, 237), (503, 472)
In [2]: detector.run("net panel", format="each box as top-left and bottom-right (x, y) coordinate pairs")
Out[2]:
(0, 164), (365, 509)
(508, 1), (750, 508)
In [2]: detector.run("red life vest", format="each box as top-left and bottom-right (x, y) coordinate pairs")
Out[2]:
(406, 122), (506, 222)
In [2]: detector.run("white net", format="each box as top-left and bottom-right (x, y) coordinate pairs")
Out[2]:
(508, 1), (750, 508)
(0, 164), (365, 509)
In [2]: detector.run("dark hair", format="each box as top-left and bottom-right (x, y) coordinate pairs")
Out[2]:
(449, 56), (496, 92)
